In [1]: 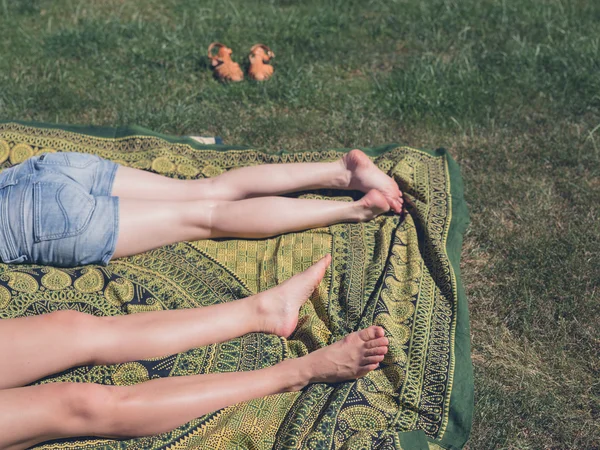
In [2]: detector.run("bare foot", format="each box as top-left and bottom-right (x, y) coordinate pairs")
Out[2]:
(355, 189), (390, 221)
(285, 326), (389, 390)
(342, 149), (404, 213)
(255, 254), (331, 337)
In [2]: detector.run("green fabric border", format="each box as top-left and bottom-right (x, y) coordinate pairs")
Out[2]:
(434, 148), (473, 450)
(398, 430), (430, 449)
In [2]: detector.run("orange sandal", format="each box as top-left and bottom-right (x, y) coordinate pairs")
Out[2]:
(248, 44), (275, 81)
(208, 42), (244, 82)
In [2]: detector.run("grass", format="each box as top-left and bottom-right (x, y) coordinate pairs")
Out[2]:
(1, 0), (599, 447)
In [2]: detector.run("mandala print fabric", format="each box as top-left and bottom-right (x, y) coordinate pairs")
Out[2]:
(0, 121), (472, 450)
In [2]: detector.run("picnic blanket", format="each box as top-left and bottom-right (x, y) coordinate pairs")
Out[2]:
(0, 121), (472, 450)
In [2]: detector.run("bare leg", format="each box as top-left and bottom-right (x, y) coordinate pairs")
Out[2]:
(112, 149), (403, 212)
(112, 190), (389, 259)
(0, 256), (331, 390)
(0, 326), (389, 450)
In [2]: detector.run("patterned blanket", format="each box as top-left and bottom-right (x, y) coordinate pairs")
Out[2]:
(0, 121), (472, 450)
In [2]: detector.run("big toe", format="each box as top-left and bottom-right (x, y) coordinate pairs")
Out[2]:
(317, 253), (332, 269)
(306, 254), (331, 282)
(358, 325), (386, 342)
(283, 254), (330, 298)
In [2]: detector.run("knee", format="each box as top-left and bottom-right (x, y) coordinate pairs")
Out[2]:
(46, 310), (100, 333)
(181, 199), (230, 238)
(199, 177), (241, 201)
(60, 383), (130, 437)
(188, 178), (233, 201)
(197, 177), (218, 198)
(203, 199), (234, 237)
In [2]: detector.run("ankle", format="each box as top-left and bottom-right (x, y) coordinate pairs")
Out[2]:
(248, 293), (271, 333)
(349, 200), (368, 222)
(231, 294), (270, 335)
(277, 358), (312, 392)
(333, 159), (352, 189)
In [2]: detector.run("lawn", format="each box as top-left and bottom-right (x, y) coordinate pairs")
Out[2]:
(1, 0), (599, 448)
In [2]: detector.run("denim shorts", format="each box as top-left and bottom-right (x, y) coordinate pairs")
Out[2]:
(0, 152), (120, 267)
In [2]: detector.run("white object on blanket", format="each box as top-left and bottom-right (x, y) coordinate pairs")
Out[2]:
(188, 136), (217, 145)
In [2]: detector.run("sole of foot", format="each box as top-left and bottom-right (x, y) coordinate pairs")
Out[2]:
(286, 325), (389, 390)
(356, 189), (391, 221)
(343, 149), (404, 213)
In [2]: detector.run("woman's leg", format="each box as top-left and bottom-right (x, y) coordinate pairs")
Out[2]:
(0, 326), (389, 450)
(112, 190), (389, 259)
(111, 150), (403, 212)
(0, 256), (331, 390)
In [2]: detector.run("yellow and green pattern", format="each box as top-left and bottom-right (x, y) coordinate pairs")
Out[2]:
(0, 121), (472, 450)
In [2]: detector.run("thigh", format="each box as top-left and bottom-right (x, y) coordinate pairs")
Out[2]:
(0, 312), (100, 390)
(112, 197), (214, 259)
(112, 165), (214, 201)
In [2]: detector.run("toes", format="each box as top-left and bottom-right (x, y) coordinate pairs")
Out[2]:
(315, 253), (332, 270)
(358, 327), (375, 341)
(319, 253), (331, 267)
(304, 254), (331, 282)
(358, 363), (380, 376)
(365, 346), (389, 357)
(314, 253), (330, 267)
(386, 196), (404, 214)
(362, 355), (385, 365)
(365, 336), (389, 349)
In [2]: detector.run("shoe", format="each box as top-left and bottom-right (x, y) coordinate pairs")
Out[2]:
(208, 42), (244, 82)
(247, 44), (275, 81)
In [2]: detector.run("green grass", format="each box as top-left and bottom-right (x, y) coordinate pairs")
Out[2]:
(1, 0), (599, 448)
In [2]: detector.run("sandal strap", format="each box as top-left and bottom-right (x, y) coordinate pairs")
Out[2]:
(208, 42), (226, 59)
(250, 44), (274, 59)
